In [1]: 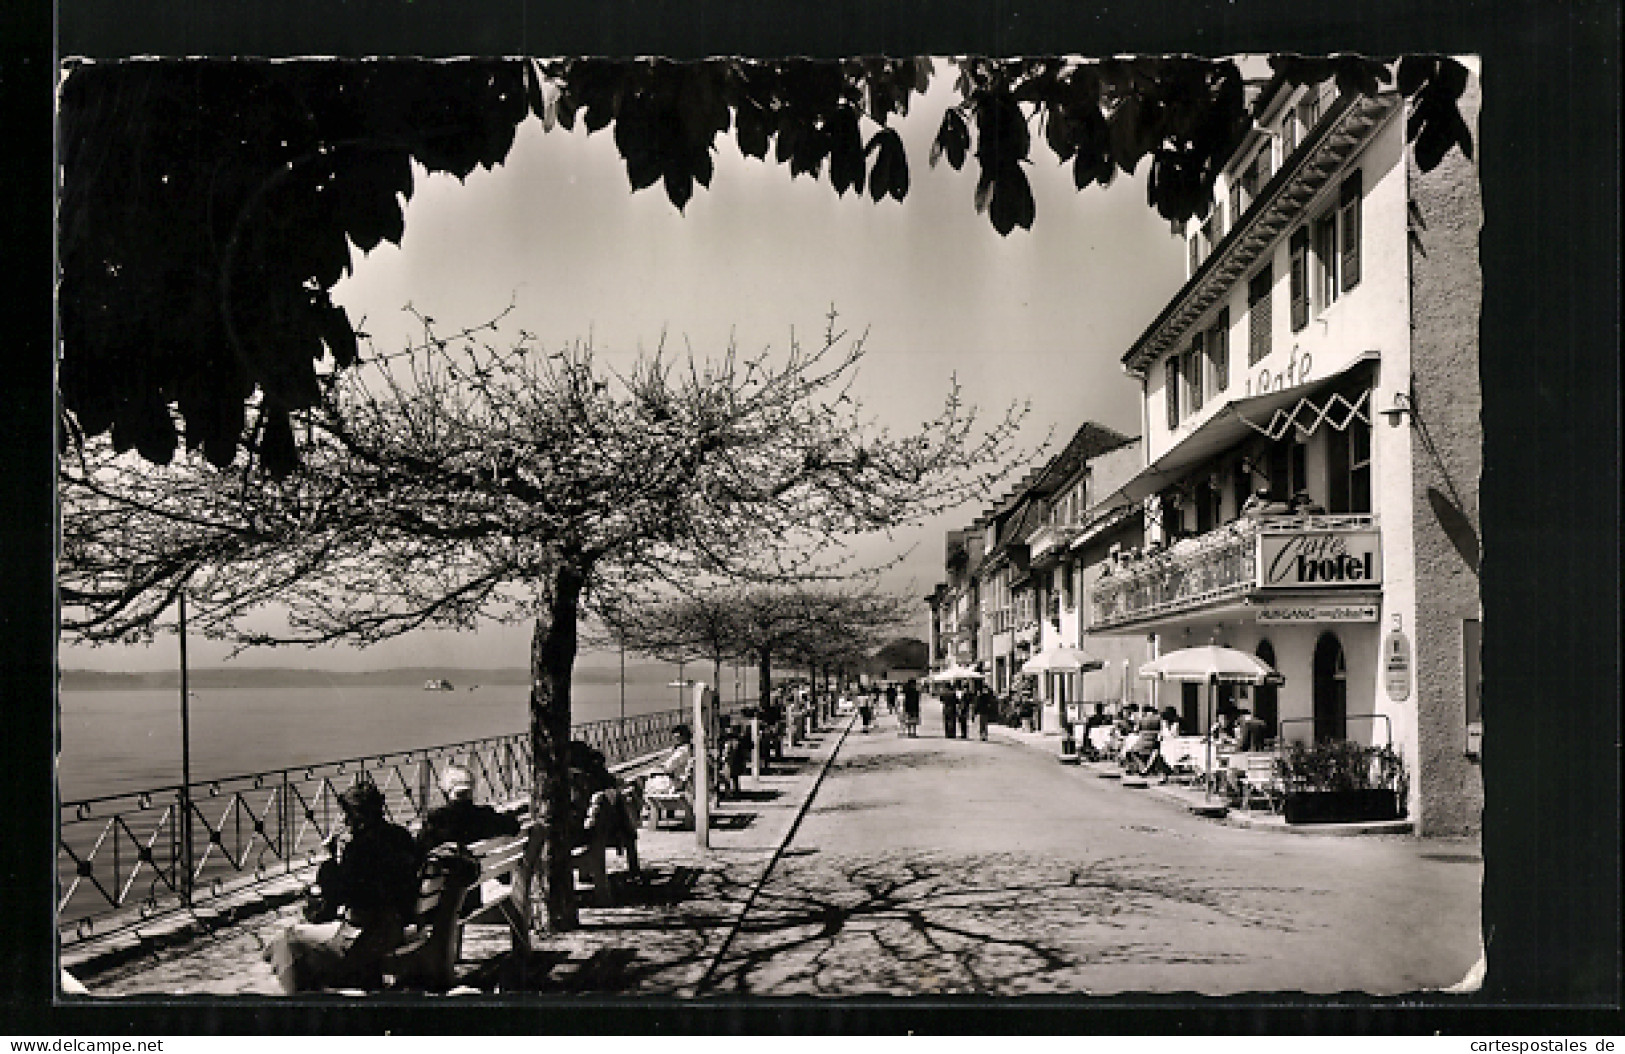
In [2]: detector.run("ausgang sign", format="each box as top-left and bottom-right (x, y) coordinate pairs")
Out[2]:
(1258, 530), (1383, 589)
(1257, 603), (1380, 623)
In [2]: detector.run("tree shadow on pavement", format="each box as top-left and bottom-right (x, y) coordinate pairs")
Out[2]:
(720, 788), (782, 803)
(698, 851), (1311, 996)
(459, 862), (757, 995)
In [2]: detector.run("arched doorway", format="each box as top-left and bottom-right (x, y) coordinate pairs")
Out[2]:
(1254, 640), (1279, 737)
(1313, 632), (1348, 742)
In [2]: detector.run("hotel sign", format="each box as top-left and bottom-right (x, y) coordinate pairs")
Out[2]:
(1258, 530), (1383, 590)
(1257, 603), (1380, 624)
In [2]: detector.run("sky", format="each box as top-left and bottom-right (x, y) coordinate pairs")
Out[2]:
(60, 59), (1190, 673)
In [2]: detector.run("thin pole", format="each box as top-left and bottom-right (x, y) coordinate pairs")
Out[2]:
(677, 660), (685, 709)
(178, 593), (194, 906)
(692, 682), (711, 849)
(619, 644), (626, 722)
(1205, 678), (1214, 804)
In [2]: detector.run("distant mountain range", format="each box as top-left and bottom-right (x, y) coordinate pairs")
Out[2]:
(58, 664), (677, 691)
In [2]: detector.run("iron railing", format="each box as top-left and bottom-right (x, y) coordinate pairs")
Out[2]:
(58, 702), (740, 948)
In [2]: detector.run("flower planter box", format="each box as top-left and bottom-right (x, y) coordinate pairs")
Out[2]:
(1283, 789), (1404, 825)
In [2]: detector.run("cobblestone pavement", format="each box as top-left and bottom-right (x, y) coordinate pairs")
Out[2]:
(704, 712), (1483, 997)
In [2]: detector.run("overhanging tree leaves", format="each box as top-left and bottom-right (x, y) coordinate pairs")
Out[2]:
(57, 55), (1475, 472)
(59, 310), (1034, 936)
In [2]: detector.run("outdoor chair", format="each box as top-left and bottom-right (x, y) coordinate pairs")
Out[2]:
(1237, 753), (1285, 814)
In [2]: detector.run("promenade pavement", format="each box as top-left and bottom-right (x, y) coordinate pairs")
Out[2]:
(703, 710), (1483, 998)
(81, 708), (1483, 999)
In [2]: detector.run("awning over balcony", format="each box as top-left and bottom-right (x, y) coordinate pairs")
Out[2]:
(1098, 352), (1378, 511)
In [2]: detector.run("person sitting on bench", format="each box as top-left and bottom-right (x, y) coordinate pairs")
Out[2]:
(266, 782), (420, 992)
(568, 741), (641, 882)
(643, 725), (694, 799)
(416, 765), (521, 852)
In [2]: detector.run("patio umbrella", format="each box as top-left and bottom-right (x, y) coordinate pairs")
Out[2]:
(929, 664), (986, 684)
(1020, 646), (1105, 675)
(1139, 645), (1283, 802)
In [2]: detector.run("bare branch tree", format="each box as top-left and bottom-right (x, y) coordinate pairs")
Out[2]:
(59, 309), (1037, 936)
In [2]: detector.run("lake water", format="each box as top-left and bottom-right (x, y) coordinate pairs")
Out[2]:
(59, 672), (758, 803)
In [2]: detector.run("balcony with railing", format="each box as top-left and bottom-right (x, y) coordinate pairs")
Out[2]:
(1088, 513), (1379, 631)
(1027, 523), (1081, 564)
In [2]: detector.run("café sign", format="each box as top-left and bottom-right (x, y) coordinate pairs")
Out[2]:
(1258, 530), (1383, 590)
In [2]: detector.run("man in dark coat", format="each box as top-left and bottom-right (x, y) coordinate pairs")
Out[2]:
(416, 765), (521, 852)
(941, 687), (959, 739)
(972, 686), (998, 740)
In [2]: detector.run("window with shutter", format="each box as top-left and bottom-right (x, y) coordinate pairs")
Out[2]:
(1165, 357), (1180, 429)
(1339, 170), (1362, 292)
(1185, 343), (1204, 414)
(1228, 181), (1243, 226)
(1314, 213), (1339, 311)
(1188, 234), (1199, 276)
(1289, 228), (1310, 331)
(1209, 308), (1230, 392)
(1248, 267), (1272, 365)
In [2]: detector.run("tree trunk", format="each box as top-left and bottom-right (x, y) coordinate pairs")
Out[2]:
(757, 650), (772, 714)
(517, 562), (587, 951)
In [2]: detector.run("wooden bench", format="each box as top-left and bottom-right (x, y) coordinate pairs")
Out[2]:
(381, 846), (481, 991)
(458, 802), (639, 935)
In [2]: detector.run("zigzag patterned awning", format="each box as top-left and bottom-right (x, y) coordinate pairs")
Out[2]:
(1086, 352), (1379, 514)
(1238, 388), (1372, 442)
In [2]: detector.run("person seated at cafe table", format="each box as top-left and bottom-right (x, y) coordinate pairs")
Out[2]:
(1123, 706), (1167, 777)
(1115, 703), (1140, 738)
(1234, 707), (1271, 752)
(1208, 706), (1240, 752)
(1158, 705), (1182, 739)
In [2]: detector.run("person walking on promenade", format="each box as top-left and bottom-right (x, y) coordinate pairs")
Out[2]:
(957, 688), (973, 739)
(901, 678), (921, 737)
(941, 686), (960, 739)
(884, 683), (897, 714)
(973, 685), (997, 741)
(857, 692), (874, 732)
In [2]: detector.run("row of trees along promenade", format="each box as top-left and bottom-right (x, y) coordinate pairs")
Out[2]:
(57, 55), (1473, 948)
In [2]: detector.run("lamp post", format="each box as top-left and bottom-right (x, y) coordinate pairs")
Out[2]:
(177, 593), (194, 906)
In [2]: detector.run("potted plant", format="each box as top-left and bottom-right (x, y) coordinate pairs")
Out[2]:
(1277, 740), (1408, 824)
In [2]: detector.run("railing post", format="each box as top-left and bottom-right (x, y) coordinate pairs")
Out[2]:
(418, 758), (433, 817)
(281, 769), (291, 873)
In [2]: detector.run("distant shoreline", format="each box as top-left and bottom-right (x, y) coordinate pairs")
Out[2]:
(58, 664), (674, 692)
